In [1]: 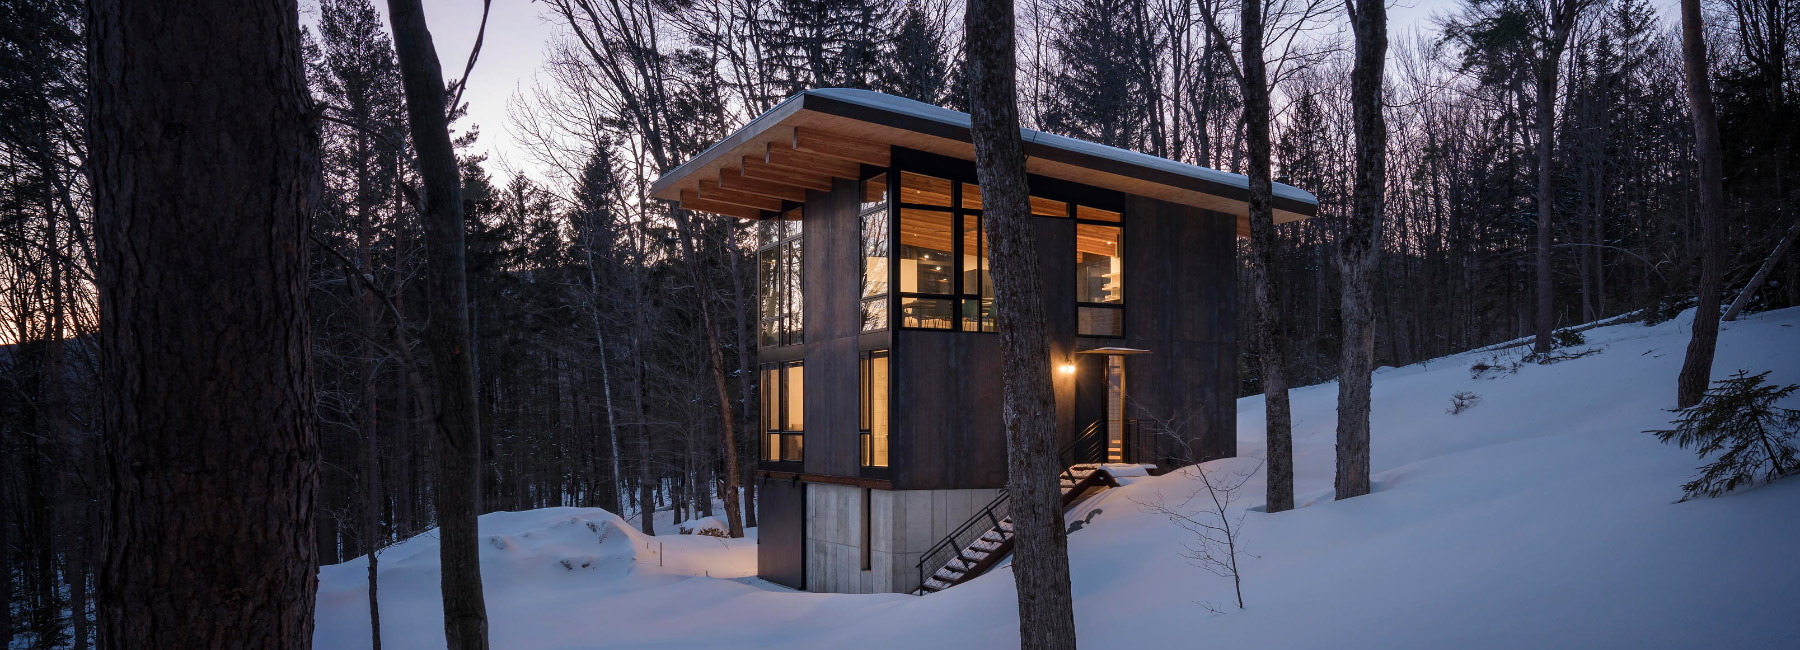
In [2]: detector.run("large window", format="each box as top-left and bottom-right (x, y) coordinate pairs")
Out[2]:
(758, 207), (804, 347)
(898, 206), (955, 328)
(761, 361), (805, 462)
(860, 174), (889, 332)
(859, 350), (889, 467)
(1076, 215), (1124, 336)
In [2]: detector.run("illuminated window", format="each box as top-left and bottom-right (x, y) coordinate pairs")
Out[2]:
(898, 207), (955, 328)
(1076, 219), (1124, 337)
(760, 361), (805, 462)
(961, 213), (994, 332)
(860, 350), (889, 467)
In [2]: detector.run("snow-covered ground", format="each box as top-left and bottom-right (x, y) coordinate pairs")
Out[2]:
(315, 308), (1800, 649)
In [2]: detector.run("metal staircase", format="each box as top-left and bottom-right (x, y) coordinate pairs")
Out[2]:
(913, 422), (1121, 594)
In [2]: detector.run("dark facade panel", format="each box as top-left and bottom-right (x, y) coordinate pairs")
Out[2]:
(757, 477), (806, 589)
(802, 178), (865, 477)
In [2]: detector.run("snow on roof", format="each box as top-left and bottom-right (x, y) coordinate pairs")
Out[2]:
(804, 88), (1318, 206)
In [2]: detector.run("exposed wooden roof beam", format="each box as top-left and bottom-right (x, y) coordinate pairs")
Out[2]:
(716, 168), (808, 202)
(741, 157), (834, 192)
(793, 127), (891, 167)
(679, 189), (766, 219)
(765, 143), (863, 179)
(697, 179), (785, 212)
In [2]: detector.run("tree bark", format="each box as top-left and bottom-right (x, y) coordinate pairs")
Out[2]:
(965, 0), (1079, 646)
(1337, 0), (1387, 501)
(384, 0), (491, 646)
(1238, 0), (1296, 513)
(87, 0), (321, 645)
(1676, 0), (1727, 408)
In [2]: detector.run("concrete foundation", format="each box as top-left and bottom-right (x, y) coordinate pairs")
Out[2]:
(804, 483), (1001, 593)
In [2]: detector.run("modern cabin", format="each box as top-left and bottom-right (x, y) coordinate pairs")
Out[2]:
(650, 88), (1317, 594)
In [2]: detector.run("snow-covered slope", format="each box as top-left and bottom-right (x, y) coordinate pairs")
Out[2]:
(315, 308), (1800, 649)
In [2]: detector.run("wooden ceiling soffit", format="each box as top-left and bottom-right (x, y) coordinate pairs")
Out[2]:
(764, 143), (862, 179)
(696, 179), (784, 212)
(716, 168), (808, 203)
(679, 189), (765, 219)
(792, 127), (890, 167)
(740, 156), (834, 192)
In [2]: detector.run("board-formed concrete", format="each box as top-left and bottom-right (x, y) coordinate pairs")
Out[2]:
(804, 483), (1001, 593)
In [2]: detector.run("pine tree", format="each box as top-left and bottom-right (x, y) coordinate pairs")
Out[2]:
(1040, 0), (1160, 148)
(1648, 371), (1800, 500)
(878, 0), (950, 103)
(761, 0), (893, 94)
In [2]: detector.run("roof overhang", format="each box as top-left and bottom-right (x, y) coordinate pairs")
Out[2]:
(650, 89), (1319, 236)
(1075, 346), (1154, 355)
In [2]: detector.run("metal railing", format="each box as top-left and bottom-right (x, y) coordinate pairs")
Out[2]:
(913, 489), (1011, 594)
(913, 421), (1116, 594)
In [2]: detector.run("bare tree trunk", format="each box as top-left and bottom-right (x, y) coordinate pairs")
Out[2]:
(965, 0), (1078, 646)
(1532, 61), (1559, 353)
(384, 0), (491, 646)
(1676, 0), (1727, 408)
(1337, 0), (1386, 501)
(1237, 0), (1296, 513)
(1722, 219), (1800, 322)
(667, 209), (746, 538)
(634, 344), (656, 535)
(352, 117), (386, 650)
(87, 0), (320, 644)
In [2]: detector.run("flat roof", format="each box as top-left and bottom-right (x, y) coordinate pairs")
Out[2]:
(651, 88), (1317, 233)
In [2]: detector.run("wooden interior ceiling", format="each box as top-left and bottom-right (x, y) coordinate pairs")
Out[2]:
(650, 101), (1316, 236)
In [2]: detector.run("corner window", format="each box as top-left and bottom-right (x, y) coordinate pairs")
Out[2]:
(761, 361), (805, 462)
(757, 208), (804, 347)
(859, 350), (889, 467)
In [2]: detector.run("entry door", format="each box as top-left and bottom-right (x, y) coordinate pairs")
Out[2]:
(1072, 355), (1125, 464)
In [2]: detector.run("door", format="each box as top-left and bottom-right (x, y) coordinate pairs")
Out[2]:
(756, 478), (806, 589)
(1072, 355), (1125, 465)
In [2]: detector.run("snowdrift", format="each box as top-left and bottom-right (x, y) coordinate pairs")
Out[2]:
(316, 308), (1800, 649)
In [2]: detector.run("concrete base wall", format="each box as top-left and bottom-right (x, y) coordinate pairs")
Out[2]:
(804, 483), (1001, 594)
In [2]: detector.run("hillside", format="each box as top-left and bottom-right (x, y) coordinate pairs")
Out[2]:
(314, 307), (1800, 649)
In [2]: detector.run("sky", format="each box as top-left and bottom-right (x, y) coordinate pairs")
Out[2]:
(325, 0), (1675, 186)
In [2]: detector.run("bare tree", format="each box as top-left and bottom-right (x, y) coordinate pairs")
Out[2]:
(1336, 0), (1387, 500)
(384, 0), (491, 646)
(965, 0), (1078, 645)
(1143, 460), (1259, 610)
(1675, 0), (1726, 408)
(86, 0), (321, 646)
(1236, 0), (1298, 515)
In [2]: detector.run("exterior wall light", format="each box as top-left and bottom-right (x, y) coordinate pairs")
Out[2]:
(1058, 364), (1076, 375)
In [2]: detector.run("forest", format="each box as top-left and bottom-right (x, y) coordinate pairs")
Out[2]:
(0, 0), (1794, 646)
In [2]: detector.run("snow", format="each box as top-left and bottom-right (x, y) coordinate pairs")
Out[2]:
(806, 88), (1320, 206)
(658, 88), (1318, 207)
(316, 307), (1800, 649)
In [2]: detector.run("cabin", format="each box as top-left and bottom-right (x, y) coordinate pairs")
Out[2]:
(650, 88), (1317, 595)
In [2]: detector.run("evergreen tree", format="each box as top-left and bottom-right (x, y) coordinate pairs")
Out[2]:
(1648, 370), (1800, 500)
(761, 0), (894, 94)
(1040, 0), (1161, 148)
(878, 0), (951, 103)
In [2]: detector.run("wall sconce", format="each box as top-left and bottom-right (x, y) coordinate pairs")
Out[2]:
(1058, 363), (1076, 375)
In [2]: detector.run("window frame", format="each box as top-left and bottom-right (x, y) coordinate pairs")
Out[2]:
(759, 360), (805, 464)
(1073, 211), (1126, 338)
(859, 349), (890, 468)
(756, 207), (805, 348)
